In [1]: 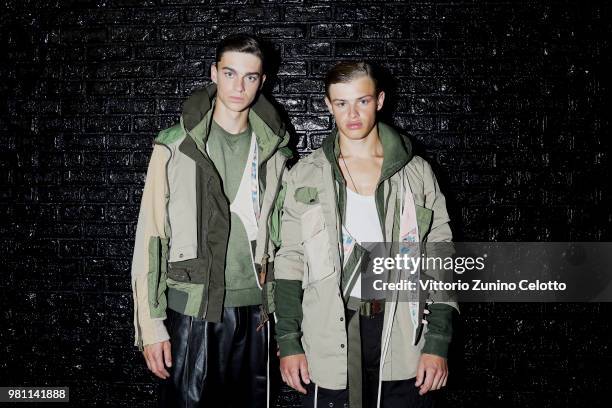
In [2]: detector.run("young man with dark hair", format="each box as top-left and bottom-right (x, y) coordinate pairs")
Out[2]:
(273, 61), (458, 408)
(130, 34), (292, 407)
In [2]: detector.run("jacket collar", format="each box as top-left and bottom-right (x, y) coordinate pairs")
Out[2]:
(321, 121), (413, 184)
(181, 83), (292, 161)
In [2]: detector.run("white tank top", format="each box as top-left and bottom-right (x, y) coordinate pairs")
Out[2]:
(343, 188), (384, 299)
(344, 188), (384, 244)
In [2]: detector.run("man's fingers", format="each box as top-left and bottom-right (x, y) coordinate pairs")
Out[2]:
(152, 349), (170, 379)
(150, 356), (163, 378)
(299, 359), (311, 384)
(419, 367), (436, 395)
(415, 361), (425, 387)
(290, 368), (307, 394)
(442, 373), (448, 388)
(162, 341), (172, 368)
(285, 368), (296, 391)
(431, 369), (444, 391)
(142, 343), (174, 380)
(280, 369), (287, 384)
(280, 356), (310, 394)
(143, 352), (153, 372)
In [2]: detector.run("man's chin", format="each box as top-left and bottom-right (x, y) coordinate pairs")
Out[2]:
(220, 98), (253, 113)
(339, 127), (372, 140)
(230, 105), (251, 113)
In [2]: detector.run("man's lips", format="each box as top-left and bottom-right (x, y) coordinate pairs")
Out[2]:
(346, 122), (362, 129)
(229, 96), (244, 102)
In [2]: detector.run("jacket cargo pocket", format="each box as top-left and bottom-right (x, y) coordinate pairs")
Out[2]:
(415, 205), (433, 242)
(166, 258), (209, 317)
(165, 279), (205, 317)
(262, 280), (276, 314)
(301, 205), (335, 283)
(147, 236), (169, 318)
(167, 258), (209, 284)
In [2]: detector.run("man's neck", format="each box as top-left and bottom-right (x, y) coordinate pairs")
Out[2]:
(212, 99), (250, 134)
(338, 124), (383, 159)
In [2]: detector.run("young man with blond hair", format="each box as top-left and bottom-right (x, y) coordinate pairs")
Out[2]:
(274, 61), (458, 408)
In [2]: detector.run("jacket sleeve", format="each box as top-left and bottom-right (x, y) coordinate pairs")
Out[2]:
(419, 158), (459, 358)
(273, 168), (306, 356)
(131, 144), (171, 350)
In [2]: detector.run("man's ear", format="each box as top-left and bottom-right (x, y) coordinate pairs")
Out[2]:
(376, 91), (386, 111)
(211, 63), (218, 84)
(259, 74), (267, 90)
(324, 96), (333, 114)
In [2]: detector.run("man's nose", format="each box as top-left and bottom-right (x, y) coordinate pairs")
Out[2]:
(234, 78), (245, 93)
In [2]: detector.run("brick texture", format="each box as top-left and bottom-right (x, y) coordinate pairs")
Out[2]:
(0, 1), (611, 407)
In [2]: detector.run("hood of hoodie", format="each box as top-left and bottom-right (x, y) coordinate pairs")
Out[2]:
(182, 83), (292, 161)
(322, 121), (413, 183)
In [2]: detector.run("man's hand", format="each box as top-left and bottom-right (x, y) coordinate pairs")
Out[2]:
(415, 353), (448, 395)
(143, 340), (172, 379)
(280, 354), (310, 394)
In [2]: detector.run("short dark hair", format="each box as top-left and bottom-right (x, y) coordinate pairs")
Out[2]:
(215, 34), (265, 69)
(324, 61), (380, 97)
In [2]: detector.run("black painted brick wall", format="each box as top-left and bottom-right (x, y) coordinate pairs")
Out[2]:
(1, 1), (611, 407)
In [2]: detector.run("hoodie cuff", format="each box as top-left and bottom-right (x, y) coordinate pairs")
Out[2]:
(277, 333), (304, 357)
(421, 334), (451, 358)
(422, 303), (455, 358)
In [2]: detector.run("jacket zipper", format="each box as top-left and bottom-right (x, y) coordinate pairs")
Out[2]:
(199, 177), (215, 320)
(260, 156), (288, 275)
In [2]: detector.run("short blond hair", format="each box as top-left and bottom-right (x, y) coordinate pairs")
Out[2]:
(324, 61), (380, 97)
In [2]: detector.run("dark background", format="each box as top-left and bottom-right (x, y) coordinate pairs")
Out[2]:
(1, 0), (610, 407)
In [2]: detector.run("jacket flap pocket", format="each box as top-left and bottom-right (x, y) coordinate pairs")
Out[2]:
(295, 186), (319, 205)
(300, 205), (334, 283)
(147, 236), (168, 319)
(168, 258), (208, 284)
(263, 281), (276, 315)
(415, 205), (433, 241)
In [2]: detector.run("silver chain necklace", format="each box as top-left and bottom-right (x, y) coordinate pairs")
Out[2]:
(340, 153), (360, 195)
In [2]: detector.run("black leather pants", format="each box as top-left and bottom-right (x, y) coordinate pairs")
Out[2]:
(158, 306), (272, 408)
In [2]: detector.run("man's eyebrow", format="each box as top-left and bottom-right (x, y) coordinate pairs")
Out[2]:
(331, 94), (374, 102)
(220, 66), (261, 77)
